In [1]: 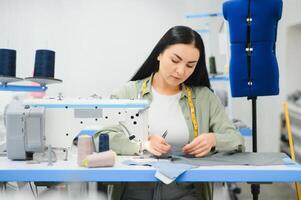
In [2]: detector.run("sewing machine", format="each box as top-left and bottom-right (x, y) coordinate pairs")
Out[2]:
(4, 97), (149, 160)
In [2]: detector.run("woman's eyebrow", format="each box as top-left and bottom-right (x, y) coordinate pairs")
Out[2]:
(173, 53), (183, 61)
(173, 53), (198, 63)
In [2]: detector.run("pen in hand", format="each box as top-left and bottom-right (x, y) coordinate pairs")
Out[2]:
(162, 130), (168, 139)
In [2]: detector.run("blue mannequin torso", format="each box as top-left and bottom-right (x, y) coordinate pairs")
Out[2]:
(223, 0), (283, 97)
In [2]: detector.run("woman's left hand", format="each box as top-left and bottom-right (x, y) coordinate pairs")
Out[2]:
(182, 133), (216, 157)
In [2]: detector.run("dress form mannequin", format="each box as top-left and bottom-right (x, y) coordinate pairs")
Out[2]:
(223, 0), (283, 97)
(223, 1), (283, 199)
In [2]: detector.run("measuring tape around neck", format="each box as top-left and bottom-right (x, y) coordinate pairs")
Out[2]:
(186, 86), (199, 138)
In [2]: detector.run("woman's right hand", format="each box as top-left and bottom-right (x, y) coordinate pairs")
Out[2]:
(145, 135), (171, 156)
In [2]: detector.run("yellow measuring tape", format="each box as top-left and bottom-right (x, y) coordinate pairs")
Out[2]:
(141, 80), (198, 138)
(186, 86), (199, 138)
(141, 80), (147, 96)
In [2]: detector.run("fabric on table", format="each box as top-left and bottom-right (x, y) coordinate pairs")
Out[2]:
(123, 152), (294, 184)
(172, 152), (291, 166)
(123, 159), (194, 184)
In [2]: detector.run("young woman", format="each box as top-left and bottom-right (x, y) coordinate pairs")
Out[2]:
(106, 25), (244, 200)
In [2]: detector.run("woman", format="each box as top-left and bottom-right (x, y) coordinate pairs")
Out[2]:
(104, 25), (244, 200)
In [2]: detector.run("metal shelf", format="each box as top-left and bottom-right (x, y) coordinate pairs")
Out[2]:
(209, 75), (229, 81)
(0, 84), (48, 92)
(186, 12), (222, 19)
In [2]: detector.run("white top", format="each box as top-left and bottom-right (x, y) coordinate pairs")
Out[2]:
(148, 87), (189, 147)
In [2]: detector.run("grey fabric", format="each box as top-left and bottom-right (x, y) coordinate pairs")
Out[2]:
(172, 152), (290, 166)
(123, 152), (292, 184)
(123, 159), (193, 180)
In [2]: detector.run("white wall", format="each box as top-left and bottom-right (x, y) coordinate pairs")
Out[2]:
(259, 0), (301, 152)
(0, 0), (218, 98)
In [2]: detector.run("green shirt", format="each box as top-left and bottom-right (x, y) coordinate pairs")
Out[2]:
(108, 75), (244, 152)
(95, 75), (244, 200)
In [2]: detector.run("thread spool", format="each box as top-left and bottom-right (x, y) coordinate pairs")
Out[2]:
(82, 150), (116, 168)
(77, 135), (94, 166)
(99, 133), (109, 152)
(209, 56), (217, 74)
(34, 49), (55, 78)
(25, 49), (62, 85)
(0, 49), (16, 77)
(0, 49), (22, 84)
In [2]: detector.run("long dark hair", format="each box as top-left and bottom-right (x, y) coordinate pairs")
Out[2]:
(130, 25), (211, 88)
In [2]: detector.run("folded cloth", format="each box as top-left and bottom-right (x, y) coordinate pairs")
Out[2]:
(122, 159), (194, 184)
(151, 160), (194, 184)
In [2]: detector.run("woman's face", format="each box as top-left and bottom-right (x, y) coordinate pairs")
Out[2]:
(157, 43), (200, 87)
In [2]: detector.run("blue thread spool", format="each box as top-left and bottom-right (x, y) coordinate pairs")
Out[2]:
(0, 49), (17, 77)
(34, 49), (55, 78)
(0, 49), (22, 84)
(25, 49), (62, 85)
(99, 133), (109, 152)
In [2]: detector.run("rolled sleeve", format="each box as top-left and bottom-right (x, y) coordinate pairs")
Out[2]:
(208, 92), (245, 152)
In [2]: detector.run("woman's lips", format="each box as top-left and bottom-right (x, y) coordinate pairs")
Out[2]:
(171, 75), (181, 80)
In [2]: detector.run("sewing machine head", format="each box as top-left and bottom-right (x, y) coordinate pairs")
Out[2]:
(5, 97), (149, 160)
